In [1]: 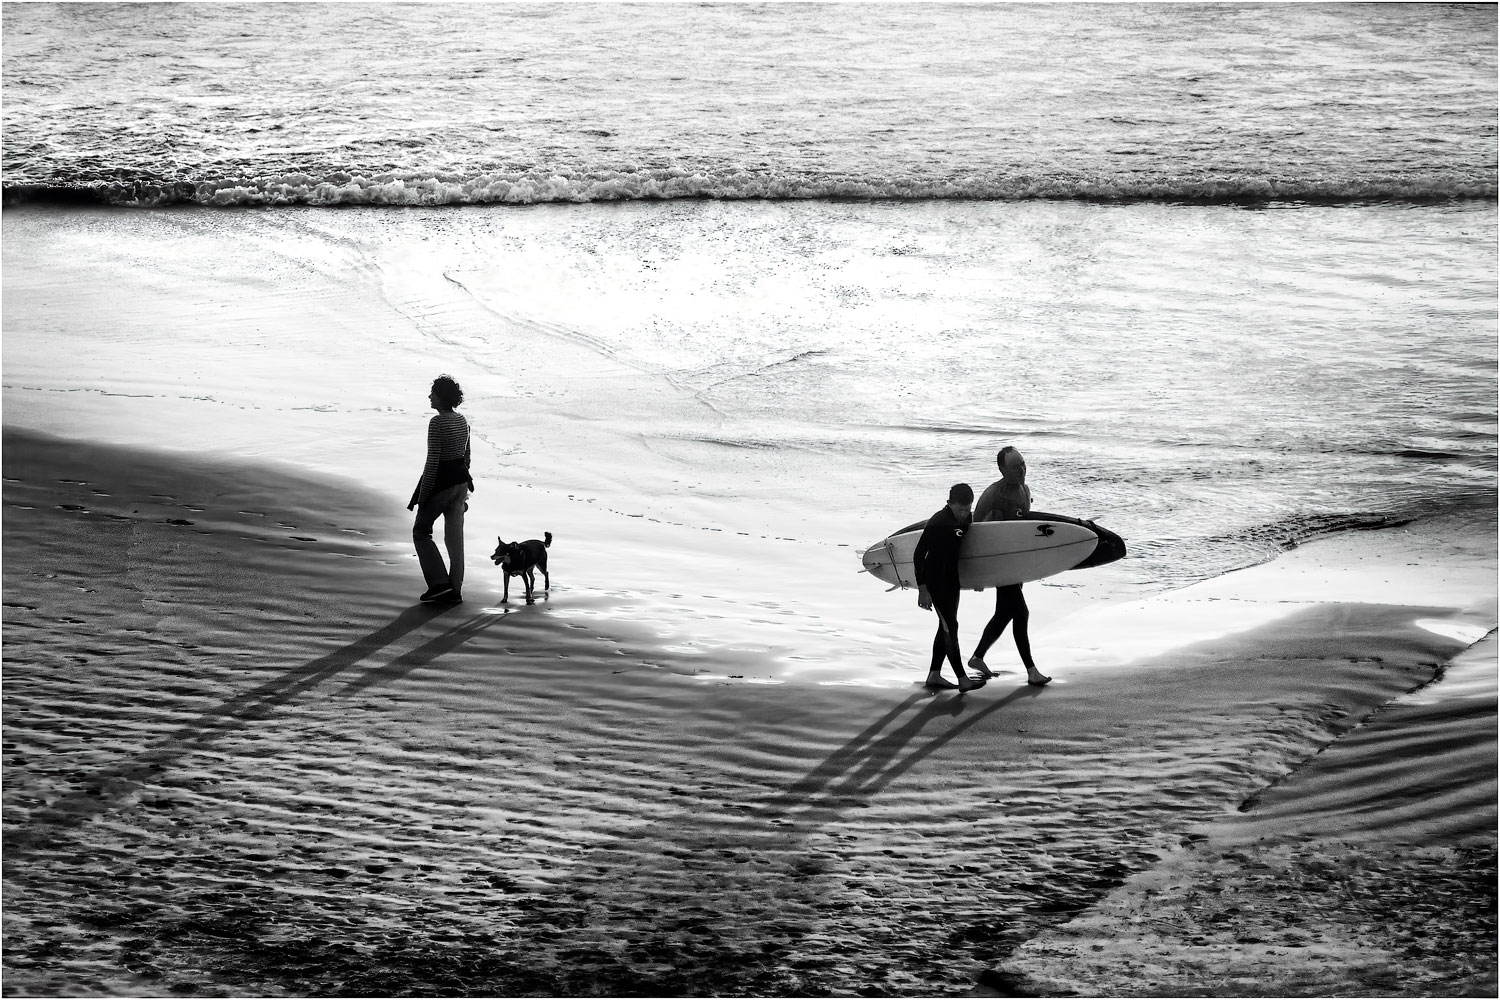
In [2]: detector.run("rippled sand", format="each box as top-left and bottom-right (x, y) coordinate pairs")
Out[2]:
(3, 428), (1494, 997)
(995, 613), (1497, 997)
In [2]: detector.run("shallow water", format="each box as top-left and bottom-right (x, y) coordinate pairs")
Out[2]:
(5, 198), (1495, 604)
(5, 2), (1494, 616)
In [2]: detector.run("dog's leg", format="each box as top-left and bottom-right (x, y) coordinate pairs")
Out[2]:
(523, 568), (535, 603)
(501, 574), (510, 604)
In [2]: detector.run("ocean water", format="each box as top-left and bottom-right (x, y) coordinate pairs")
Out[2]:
(3, 2), (1496, 601)
(4, 2), (1497, 205)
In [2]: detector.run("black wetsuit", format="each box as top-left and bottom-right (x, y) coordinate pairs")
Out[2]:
(973, 479), (1036, 671)
(913, 504), (969, 678)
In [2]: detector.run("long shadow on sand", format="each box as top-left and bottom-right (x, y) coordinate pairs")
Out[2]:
(757, 683), (1049, 823)
(13, 603), (501, 840)
(503, 682), (1054, 994)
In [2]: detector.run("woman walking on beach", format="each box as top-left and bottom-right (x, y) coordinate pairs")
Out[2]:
(409, 374), (474, 604)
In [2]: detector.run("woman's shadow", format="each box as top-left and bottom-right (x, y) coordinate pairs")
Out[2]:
(15, 602), (499, 839)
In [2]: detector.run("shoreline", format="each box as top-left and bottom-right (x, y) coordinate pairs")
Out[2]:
(4, 427), (1495, 996)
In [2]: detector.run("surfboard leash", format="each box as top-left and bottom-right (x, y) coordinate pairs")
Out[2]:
(885, 537), (910, 590)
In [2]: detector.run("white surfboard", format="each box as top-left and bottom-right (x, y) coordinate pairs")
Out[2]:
(861, 518), (1100, 589)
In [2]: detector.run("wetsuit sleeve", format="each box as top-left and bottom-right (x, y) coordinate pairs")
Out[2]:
(912, 527), (930, 588)
(913, 517), (944, 588)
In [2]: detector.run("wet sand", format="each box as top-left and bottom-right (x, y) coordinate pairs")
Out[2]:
(3, 427), (1494, 997)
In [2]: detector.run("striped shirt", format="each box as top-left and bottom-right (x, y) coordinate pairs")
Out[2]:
(416, 411), (472, 503)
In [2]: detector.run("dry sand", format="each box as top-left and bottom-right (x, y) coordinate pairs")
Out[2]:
(3, 427), (1496, 997)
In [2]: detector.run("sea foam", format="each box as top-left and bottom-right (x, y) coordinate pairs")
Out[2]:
(5, 166), (1497, 208)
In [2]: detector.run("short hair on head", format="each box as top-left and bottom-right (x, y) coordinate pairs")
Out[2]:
(997, 445), (1017, 467)
(948, 482), (974, 504)
(431, 374), (464, 408)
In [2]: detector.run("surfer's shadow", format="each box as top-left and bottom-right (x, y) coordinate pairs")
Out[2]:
(753, 685), (1046, 826)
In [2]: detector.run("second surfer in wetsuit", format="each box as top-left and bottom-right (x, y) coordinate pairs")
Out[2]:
(914, 483), (984, 693)
(970, 446), (1051, 686)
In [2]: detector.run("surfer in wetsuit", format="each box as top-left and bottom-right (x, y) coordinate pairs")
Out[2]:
(408, 374), (474, 604)
(914, 483), (984, 692)
(970, 446), (1051, 686)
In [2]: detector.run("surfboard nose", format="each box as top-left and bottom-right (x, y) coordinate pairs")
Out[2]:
(1073, 522), (1126, 568)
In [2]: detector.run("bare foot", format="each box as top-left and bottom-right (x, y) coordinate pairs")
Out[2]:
(1027, 671), (1052, 687)
(924, 675), (958, 690)
(968, 655), (996, 679)
(958, 675), (986, 693)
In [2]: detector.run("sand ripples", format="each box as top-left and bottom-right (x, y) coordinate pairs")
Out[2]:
(5, 432), (1489, 996)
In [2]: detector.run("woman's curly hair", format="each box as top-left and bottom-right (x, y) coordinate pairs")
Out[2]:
(431, 374), (464, 409)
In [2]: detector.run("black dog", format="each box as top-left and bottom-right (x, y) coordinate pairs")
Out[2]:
(491, 532), (552, 603)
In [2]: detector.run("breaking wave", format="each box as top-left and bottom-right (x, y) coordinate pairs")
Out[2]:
(4, 165), (1495, 209)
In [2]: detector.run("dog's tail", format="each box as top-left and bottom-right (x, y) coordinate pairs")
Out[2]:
(544, 531), (553, 548)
